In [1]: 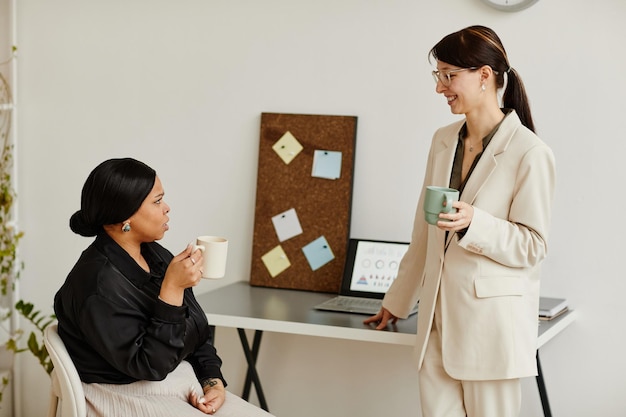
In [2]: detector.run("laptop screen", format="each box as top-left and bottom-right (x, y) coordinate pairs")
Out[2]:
(340, 239), (410, 299)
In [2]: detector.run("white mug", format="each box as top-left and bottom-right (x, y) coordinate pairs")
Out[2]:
(193, 236), (228, 279)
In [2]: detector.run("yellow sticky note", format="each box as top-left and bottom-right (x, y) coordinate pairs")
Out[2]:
(261, 245), (291, 278)
(272, 131), (303, 165)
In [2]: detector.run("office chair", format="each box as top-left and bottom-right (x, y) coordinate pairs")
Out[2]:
(44, 324), (87, 417)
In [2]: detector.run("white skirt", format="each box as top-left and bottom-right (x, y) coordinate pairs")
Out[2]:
(82, 361), (274, 417)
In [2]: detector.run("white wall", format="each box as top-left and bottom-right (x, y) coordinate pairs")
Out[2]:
(9, 0), (626, 416)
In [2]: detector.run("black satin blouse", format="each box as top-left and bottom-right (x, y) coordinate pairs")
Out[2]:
(54, 233), (225, 386)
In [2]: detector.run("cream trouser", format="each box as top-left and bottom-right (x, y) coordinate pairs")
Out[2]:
(83, 361), (274, 417)
(418, 323), (522, 417)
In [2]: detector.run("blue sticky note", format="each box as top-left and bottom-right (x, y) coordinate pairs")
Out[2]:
(302, 236), (335, 271)
(312, 150), (342, 180)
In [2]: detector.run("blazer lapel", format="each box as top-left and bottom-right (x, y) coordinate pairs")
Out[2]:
(431, 127), (459, 188)
(432, 124), (460, 252)
(460, 112), (521, 205)
(445, 111), (522, 248)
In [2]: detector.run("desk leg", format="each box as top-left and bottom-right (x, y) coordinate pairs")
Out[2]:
(536, 351), (552, 417)
(237, 328), (269, 412)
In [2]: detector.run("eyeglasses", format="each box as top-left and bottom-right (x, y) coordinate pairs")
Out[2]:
(431, 67), (478, 86)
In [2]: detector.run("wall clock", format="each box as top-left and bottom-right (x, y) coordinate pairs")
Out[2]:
(481, 0), (539, 12)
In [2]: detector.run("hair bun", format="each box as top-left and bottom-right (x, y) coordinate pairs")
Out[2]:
(69, 210), (100, 237)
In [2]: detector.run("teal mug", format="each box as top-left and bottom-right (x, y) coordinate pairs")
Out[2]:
(423, 186), (459, 225)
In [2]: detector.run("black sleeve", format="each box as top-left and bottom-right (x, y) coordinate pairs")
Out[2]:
(184, 293), (226, 386)
(78, 290), (190, 381)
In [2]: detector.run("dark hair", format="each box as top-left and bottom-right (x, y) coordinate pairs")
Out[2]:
(429, 25), (535, 133)
(69, 158), (156, 237)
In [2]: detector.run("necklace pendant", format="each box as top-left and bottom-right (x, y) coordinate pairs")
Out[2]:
(469, 145), (474, 152)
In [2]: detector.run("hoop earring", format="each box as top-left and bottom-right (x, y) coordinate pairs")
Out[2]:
(122, 222), (131, 233)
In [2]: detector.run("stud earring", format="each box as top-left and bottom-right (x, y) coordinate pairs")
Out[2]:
(122, 222), (131, 233)
(481, 83), (486, 92)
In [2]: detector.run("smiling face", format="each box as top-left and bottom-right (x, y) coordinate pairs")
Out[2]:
(127, 176), (170, 242)
(435, 61), (483, 115)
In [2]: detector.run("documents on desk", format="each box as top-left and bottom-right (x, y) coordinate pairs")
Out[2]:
(539, 297), (568, 321)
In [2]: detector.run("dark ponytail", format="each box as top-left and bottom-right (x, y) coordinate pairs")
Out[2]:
(502, 68), (535, 132)
(429, 25), (536, 133)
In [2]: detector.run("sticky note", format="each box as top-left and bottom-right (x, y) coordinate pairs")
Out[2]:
(312, 150), (342, 179)
(261, 245), (291, 278)
(271, 208), (303, 242)
(272, 131), (304, 165)
(302, 236), (335, 271)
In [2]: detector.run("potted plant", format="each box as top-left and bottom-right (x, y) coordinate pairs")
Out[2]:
(0, 68), (54, 406)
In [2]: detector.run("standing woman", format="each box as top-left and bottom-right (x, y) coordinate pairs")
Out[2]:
(365, 26), (555, 417)
(55, 158), (273, 417)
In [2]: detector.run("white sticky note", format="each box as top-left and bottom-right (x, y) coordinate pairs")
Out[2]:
(312, 150), (342, 179)
(271, 208), (303, 242)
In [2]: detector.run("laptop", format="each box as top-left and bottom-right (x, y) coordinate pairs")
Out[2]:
(314, 238), (418, 316)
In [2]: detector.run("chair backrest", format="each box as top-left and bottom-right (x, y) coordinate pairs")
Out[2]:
(44, 324), (87, 417)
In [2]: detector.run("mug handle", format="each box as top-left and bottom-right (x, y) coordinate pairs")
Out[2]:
(442, 195), (456, 213)
(193, 244), (205, 254)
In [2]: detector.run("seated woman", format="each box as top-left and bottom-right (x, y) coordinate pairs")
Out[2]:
(54, 158), (273, 417)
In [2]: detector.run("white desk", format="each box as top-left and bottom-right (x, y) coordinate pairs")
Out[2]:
(196, 282), (576, 416)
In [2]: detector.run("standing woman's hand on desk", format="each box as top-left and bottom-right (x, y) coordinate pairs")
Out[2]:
(364, 307), (398, 330)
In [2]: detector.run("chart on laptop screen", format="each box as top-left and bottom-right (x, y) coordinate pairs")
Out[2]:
(349, 240), (410, 294)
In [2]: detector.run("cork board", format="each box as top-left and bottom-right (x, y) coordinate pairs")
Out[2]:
(249, 112), (357, 293)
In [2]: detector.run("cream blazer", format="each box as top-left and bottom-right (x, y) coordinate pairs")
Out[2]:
(383, 111), (555, 381)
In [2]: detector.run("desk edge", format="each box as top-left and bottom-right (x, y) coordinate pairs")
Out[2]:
(206, 313), (417, 346)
